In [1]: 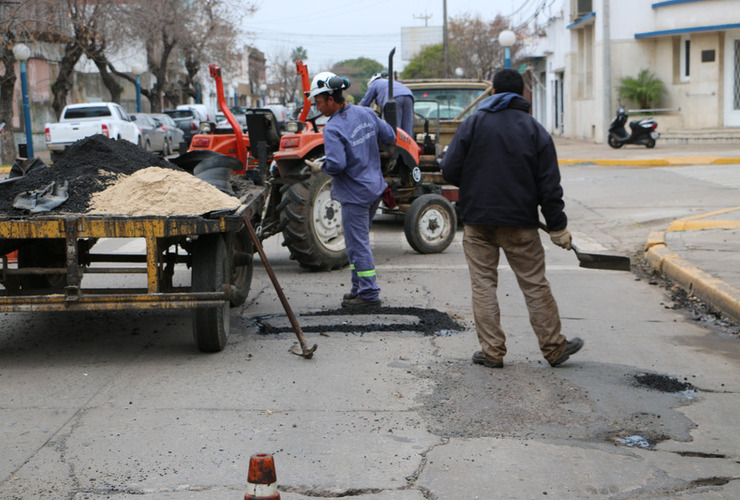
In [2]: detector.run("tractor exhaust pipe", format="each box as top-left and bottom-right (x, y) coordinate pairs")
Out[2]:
(384, 48), (397, 131)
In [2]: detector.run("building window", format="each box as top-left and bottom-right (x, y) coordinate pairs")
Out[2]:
(571, 0), (593, 21)
(680, 35), (690, 82)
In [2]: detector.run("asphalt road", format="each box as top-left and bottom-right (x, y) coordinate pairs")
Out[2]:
(1, 161), (739, 499)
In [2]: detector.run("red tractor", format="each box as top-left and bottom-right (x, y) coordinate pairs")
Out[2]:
(180, 49), (458, 271)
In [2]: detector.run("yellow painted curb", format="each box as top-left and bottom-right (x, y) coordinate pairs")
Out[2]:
(559, 157), (740, 167)
(645, 231), (666, 250)
(668, 220), (740, 231)
(644, 243), (673, 271)
(660, 252), (740, 323)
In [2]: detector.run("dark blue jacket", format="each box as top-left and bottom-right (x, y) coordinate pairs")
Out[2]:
(440, 93), (567, 231)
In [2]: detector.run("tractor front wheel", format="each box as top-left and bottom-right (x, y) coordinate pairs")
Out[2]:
(404, 194), (457, 254)
(278, 172), (347, 270)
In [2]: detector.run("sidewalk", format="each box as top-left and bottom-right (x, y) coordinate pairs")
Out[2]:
(554, 136), (740, 166)
(555, 137), (740, 323)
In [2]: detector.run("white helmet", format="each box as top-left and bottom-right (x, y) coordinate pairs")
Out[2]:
(368, 71), (388, 85)
(309, 71), (342, 99)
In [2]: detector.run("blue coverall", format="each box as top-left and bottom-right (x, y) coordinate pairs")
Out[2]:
(360, 78), (415, 138)
(322, 104), (396, 301)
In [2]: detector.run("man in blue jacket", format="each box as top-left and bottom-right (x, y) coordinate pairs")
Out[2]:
(441, 68), (583, 368)
(306, 72), (396, 308)
(360, 72), (415, 138)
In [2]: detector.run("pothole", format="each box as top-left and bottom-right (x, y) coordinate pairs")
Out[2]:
(254, 306), (464, 336)
(633, 372), (696, 393)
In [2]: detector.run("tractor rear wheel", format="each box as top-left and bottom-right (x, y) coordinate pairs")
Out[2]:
(278, 172), (347, 271)
(404, 194), (457, 254)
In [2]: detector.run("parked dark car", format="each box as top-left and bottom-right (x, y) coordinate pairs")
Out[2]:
(130, 113), (167, 153)
(151, 113), (185, 155)
(163, 108), (205, 149)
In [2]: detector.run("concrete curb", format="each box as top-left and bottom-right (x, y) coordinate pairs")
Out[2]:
(644, 230), (740, 324)
(560, 156), (740, 167)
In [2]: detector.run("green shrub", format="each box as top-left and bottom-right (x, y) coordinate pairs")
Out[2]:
(617, 69), (666, 109)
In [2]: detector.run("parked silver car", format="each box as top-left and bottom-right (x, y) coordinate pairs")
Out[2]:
(151, 113), (185, 155)
(130, 113), (167, 154)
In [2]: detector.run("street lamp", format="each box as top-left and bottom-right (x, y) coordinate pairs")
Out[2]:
(498, 30), (516, 69)
(13, 43), (33, 157)
(132, 63), (145, 113)
(455, 67), (464, 78)
(260, 83), (267, 107)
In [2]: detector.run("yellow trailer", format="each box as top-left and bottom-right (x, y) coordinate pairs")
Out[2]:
(0, 190), (264, 352)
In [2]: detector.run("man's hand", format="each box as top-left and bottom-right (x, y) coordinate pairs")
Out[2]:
(550, 228), (572, 250)
(304, 158), (324, 174)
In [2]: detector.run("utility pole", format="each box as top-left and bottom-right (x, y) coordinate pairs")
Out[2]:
(443, 0), (449, 77)
(603, 0), (612, 143)
(413, 11), (432, 27)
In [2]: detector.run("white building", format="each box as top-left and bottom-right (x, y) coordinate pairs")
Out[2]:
(523, 0), (740, 143)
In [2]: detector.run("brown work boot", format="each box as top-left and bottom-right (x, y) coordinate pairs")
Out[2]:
(472, 351), (504, 368)
(343, 292), (357, 300)
(341, 296), (382, 308)
(550, 337), (584, 367)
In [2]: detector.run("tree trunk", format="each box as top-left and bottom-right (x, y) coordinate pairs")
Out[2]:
(0, 52), (18, 165)
(90, 46), (122, 104)
(52, 41), (83, 119)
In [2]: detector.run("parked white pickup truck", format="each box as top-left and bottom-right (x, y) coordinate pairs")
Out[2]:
(45, 102), (140, 162)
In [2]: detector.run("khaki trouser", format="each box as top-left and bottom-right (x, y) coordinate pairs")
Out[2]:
(462, 224), (566, 365)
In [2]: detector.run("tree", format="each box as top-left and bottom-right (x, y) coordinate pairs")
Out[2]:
(401, 44), (445, 79)
(108, 0), (251, 112)
(618, 69), (666, 109)
(291, 46), (307, 63)
(269, 49), (301, 106)
(0, 0), (39, 164)
(402, 13), (522, 81)
(330, 57), (383, 102)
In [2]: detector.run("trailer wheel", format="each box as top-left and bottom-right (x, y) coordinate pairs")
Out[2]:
(404, 194), (457, 254)
(18, 240), (67, 291)
(229, 227), (253, 307)
(278, 172), (347, 270)
(191, 234), (230, 352)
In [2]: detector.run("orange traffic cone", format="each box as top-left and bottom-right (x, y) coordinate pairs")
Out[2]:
(244, 453), (280, 500)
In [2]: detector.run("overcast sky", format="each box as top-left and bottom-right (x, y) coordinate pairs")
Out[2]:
(242, 0), (551, 73)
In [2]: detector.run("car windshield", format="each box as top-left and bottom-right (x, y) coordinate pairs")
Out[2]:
(410, 88), (486, 120)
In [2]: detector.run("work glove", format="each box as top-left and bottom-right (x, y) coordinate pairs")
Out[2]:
(304, 158), (324, 174)
(549, 228), (572, 250)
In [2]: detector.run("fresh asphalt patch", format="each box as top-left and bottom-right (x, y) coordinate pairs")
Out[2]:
(414, 360), (706, 451)
(253, 306), (464, 335)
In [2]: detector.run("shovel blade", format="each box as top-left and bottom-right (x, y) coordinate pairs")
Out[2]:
(572, 244), (631, 271)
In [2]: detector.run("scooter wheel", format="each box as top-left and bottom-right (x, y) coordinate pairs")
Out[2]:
(608, 135), (623, 149)
(646, 138), (656, 148)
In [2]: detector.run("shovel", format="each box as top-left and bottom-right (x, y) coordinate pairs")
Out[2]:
(539, 222), (631, 271)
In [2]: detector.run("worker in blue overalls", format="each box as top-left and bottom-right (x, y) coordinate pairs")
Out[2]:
(305, 72), (396, 308)
(360, 71), (415, 138)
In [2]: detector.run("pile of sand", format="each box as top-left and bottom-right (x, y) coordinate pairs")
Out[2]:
(88, 167), (241, 216)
